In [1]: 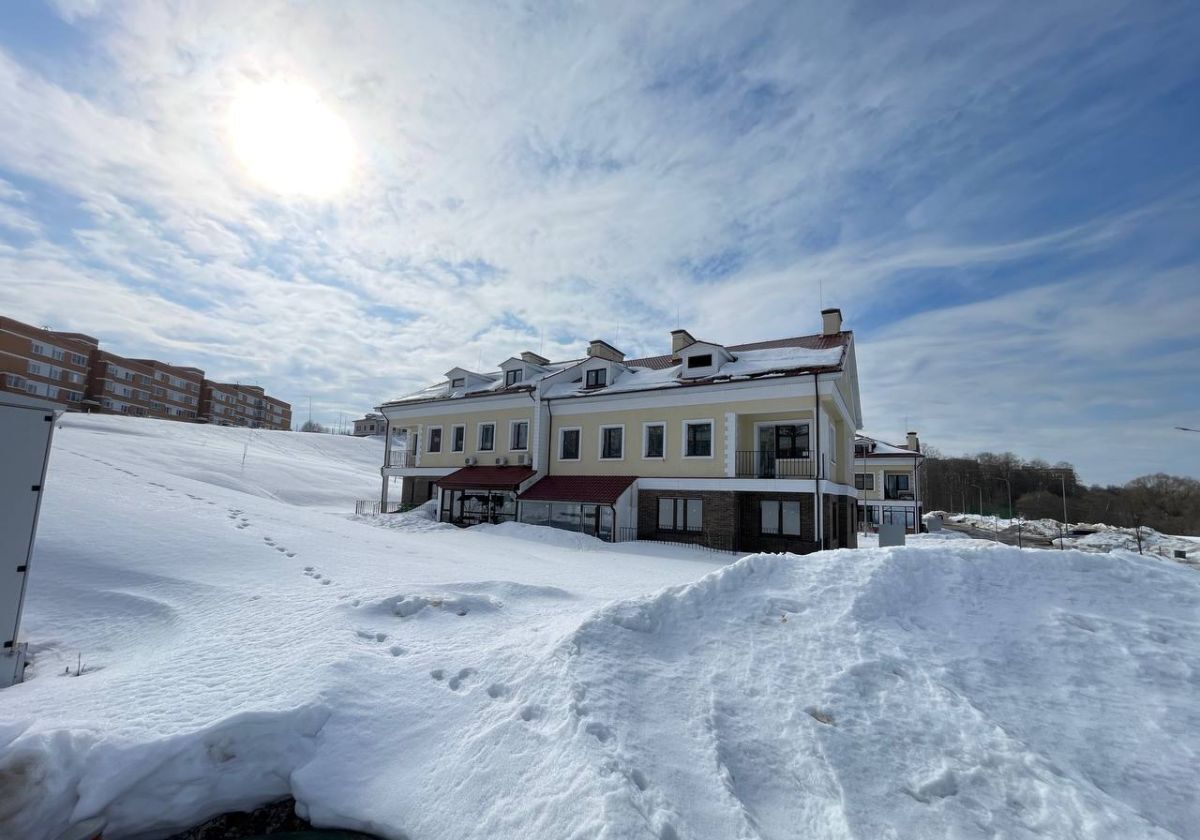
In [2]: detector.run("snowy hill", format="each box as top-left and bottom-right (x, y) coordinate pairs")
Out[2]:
(1, 416), (1198, 840)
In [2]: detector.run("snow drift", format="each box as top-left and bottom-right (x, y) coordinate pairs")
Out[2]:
(1, 416), (1198, 840)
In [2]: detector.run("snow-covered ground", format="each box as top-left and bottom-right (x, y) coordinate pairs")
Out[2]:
(2, 416), (1199, 840)
(935, 512), (1199, 563)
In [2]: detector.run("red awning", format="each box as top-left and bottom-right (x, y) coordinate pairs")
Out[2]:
(518, 475), (637, 505)
(435, 465), (536, 491)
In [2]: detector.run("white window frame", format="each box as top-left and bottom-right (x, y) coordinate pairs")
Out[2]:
(681, 418), (715, 459)
(505, 368), (524, 387)
(427, 425), (443, 453)
(509, 419), (530, 451)
(558, 426), (582, 461)
(598, 424), (625, 461)
(477, 422), (496, 452)
(584, 367), (607, 389)
(450, 377), (465, 388)
(30, 341), (45, 356)
(642, 421), (666, 460)
(450, 423), (466, 453)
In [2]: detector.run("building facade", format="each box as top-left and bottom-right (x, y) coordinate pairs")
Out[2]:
(132, 359), (204, 421)
(378, 309), (863, 554)
(0, 316), (96, 409)
(854, 432), (924, 532)
(86, 350), (157, 416)
(353, 413), (386, 436)
(199, 382), (292, 430)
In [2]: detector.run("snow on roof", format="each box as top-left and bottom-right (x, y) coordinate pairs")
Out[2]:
(384, 331), (849, 406)
(856, 434), (919, 457)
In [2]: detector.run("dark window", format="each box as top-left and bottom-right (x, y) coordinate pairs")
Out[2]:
(585, 368), (607, 388)
(686, 354), (713, 368)
(560, 428), (580, 460)
(451, 425), (465, 452)
(760, 500), (802, 536)
(601, 426), (623, 459)
(451, 377), (465, 388)
(479, 423), (495, 451)
(854, 444), (868, 457)
(775, 424), (809, 459)
(658, 497), (703, 532)
(505, 369), (523, 387)
(511, 421), (528, 450)
(855, 473), (874, 491)
(685, 421), (712, 457)
(644, 424), (665, 458)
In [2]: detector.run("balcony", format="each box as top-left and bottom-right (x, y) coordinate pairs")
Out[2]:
(884, 489), (915, 501)
(387, 450), (417, 468)
(734, 451), (819, 479)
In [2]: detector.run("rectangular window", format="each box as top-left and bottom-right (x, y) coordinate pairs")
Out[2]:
(451, 424), (466, 452)
(657, 497), (703, 532)
(684, 421), (713, 457)
(70, 353), (87, 366)
(585, 368), (607, 388)
(643, 423), (665, 458)
(774, 424), (810, 459)
(686, 353), (712, 368)
(855, 473), (874, 491)
(505, 369), (524, 387)
(451, 377), (465, 388)
(560, 427), (581, 460)
(51, 347), (65, 361)
(760, 500), (802, 536)
(30, 341), (45, 356)
(428, 427), (442, 453)
(478, 423), (495, 452)
(27, 361), (43, 376)
(510, 421), (529, 451)
(600, 425), (624, 459)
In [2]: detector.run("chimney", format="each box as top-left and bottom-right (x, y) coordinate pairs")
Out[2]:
(906, 431), (920, 452)
(821, 308), (843, 336)
(670, 329), (695, 355)
(587, 339), (625, 362)
(520, 350), (549, 365)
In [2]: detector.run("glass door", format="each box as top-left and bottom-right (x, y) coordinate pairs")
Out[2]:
(756, 426), (776, 477)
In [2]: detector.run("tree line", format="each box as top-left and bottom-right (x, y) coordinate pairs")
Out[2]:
(922, 448), (1200, 536)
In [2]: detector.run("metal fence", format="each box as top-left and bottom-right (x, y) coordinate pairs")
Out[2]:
(733, 451), (818, 479)
(354, 500), (406, 516)
(615, 526), (737, 554)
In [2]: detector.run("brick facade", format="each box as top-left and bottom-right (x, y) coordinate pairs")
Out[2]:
(0, 316), (97, 408)
(637, 489), (738, 550)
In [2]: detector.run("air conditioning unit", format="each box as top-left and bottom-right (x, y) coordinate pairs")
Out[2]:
(464, 457), (476, 466)
(516, 454), (528, 465)
(496, 456), (508, 465)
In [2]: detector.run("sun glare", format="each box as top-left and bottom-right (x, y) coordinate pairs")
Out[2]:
(227, 80), (355, 198)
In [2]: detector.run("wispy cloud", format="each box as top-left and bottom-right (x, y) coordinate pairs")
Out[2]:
(0, 0), (1196, 483)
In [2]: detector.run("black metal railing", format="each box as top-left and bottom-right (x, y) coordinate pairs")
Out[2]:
(615, 526), (736, 554)
(884, 490), (915, 501)
(734, 451), (819, 479)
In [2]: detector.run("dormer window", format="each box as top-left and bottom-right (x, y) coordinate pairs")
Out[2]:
(505, 369), (524, 387)
(585, 368), (607, 389)
(451, 377), (465, 388)
(686, 354), (713, 369)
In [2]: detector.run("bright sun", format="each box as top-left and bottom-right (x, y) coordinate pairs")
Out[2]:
(227, 80), (355, 198)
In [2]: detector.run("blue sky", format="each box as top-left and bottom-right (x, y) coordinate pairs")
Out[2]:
(0, 0), (1197, 485)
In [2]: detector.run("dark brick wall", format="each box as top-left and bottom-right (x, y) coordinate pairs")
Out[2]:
(637, 490), (738, 549)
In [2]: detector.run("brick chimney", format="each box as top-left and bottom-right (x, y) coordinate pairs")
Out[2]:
(670, 329), (695, 355)
(821, 308), (843, 336)
(587, 340), (625, 362)
(906, 431), (920, 452)
(520, 350), (549, 365)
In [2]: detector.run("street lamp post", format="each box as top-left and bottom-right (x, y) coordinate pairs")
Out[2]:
(991, 476), (1013, 520)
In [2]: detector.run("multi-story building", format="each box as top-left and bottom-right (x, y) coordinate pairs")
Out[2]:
(199, 381), (292, 430)
(0, 316), (96, 409)
(854, 432), (924, 532)
(377, 308), (863, 554)
(132, 359), (204, 421)
(86, 350), (158, 417)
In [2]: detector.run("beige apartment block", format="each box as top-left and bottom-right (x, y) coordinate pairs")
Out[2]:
(378, 309), (864, 554)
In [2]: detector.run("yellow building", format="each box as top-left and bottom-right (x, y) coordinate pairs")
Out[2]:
(379, 308), (864, 553)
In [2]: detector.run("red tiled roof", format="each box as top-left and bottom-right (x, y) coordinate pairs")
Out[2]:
(626, 331), (850, 370)
(518, 475), (638, 504)
(435, 465), (536, 490)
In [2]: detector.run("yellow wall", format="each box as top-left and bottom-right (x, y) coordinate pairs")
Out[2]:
(396, 405), (535, 467)
(852, 462), (916, 501)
